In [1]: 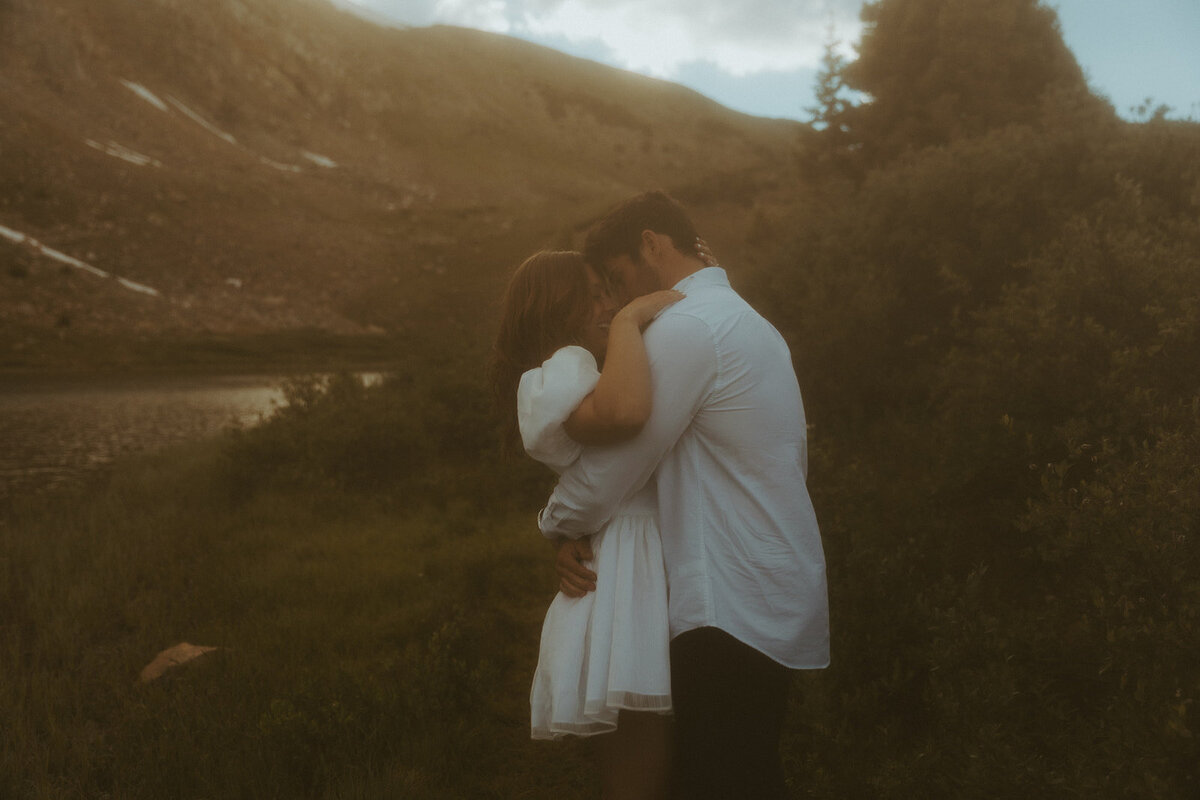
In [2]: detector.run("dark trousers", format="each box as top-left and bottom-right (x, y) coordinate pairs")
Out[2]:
(669, 627), (791, 800)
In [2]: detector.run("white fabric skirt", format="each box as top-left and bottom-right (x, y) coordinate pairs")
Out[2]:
(530, 509), (672, 739)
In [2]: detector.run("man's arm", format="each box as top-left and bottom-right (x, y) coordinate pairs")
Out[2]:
(539, 311), (717, 539)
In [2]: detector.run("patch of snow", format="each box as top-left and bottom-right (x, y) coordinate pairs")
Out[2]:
(39, 245), (110, 278)
(260, 156), (302, 173)
(85, 139), (163, 168)
(120, 80), (169, 112)
(166, 97), (238, 146)
(0, 224), (28, 244)
(302, 151), (337, 168)
(0, 222), (162, 297)
(117, 277), (161, 297)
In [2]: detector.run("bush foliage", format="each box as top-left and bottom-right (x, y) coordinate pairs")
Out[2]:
(765, 5), (1200, 789)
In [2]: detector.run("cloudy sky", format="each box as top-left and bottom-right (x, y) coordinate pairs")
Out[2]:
(335, 0), (1200, 121)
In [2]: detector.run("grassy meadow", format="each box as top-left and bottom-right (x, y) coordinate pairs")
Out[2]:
(0, 366), (843, 799)
(1, 405), (595, 798)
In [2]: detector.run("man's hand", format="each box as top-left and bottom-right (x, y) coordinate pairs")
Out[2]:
(555, 537), (597, 597)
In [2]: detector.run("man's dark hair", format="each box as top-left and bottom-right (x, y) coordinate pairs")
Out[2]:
(583, 190), (698, 268)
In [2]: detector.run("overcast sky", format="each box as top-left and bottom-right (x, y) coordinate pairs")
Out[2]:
(334, 0), (1200, 121)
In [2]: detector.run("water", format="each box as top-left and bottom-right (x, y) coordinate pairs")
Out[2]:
(0, 373), (334, 505)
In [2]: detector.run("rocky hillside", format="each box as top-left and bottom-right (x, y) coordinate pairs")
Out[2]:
(0, 0), (804, 369)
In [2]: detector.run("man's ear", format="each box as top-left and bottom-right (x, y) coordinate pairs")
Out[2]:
(640, 229), (659, 258)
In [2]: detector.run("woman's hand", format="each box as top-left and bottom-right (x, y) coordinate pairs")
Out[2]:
(614, 289), (685, 331)
(695, 237), (718, 267)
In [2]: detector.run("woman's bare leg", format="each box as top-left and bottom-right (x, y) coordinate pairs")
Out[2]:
(596, 710), (672, 800)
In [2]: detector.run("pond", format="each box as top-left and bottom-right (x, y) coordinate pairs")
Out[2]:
(0, 372), (377, 505)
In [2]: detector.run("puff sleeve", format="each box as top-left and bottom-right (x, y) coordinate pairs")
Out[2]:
(517, 345), (601, 473)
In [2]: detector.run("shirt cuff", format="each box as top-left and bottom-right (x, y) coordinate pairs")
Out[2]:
(537, 500), (590, 540)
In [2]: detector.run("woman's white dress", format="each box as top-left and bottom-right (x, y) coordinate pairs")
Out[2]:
(519, 345), (672, 739)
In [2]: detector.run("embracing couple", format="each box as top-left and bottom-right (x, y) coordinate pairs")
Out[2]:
(492, 191), (829, 799)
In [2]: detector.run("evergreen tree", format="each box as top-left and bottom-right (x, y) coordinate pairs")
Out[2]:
(803, 30), (858, 178)
(806, 32), (851, 136)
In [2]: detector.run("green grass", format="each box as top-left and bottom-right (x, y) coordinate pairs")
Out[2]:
(0, 438), (600, 799)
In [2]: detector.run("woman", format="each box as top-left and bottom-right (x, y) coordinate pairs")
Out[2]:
(491, 249), (692, 799)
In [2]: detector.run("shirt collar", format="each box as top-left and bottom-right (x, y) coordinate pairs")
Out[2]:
(672, 266), (728, 293)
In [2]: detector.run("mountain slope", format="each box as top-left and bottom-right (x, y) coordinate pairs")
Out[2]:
(0, 0), (804, 369)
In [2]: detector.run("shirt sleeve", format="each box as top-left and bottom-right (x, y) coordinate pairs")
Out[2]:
(517, 345), (601, 472)
(538, 312), (717, 538)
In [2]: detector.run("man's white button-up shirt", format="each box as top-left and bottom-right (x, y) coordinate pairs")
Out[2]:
(539, 267), (830, 669)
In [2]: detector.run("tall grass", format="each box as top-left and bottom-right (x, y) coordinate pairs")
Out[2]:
(0, 374), (599, 798)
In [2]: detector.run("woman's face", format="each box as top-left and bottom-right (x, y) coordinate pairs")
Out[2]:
(580, 265), (617, 361)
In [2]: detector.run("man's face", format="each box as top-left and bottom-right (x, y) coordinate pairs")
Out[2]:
(602, 253), (661, 305)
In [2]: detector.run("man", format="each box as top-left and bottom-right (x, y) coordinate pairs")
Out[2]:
(539, 191), (830, 798)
